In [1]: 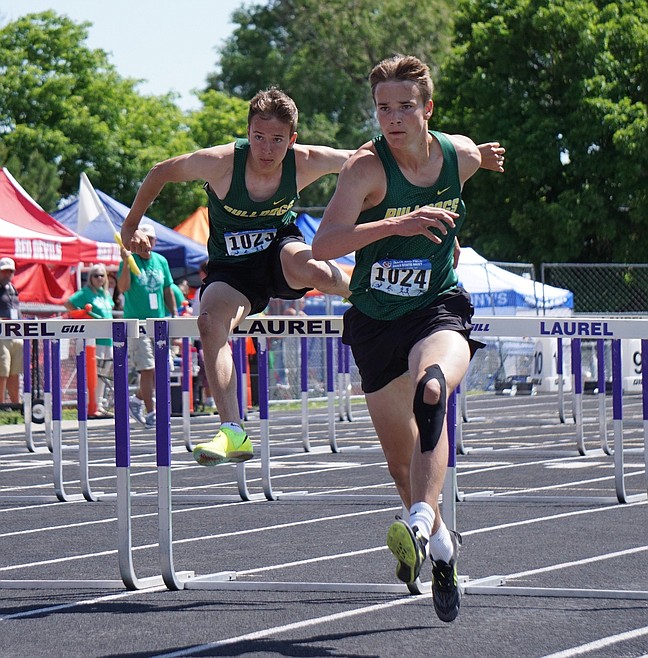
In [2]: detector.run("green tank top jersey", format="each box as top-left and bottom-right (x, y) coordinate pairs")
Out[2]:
(204, 139), (299, 263)
(349, 131), (466, 321)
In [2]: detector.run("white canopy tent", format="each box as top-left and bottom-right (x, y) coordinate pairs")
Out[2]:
(456, 247), (573, 316)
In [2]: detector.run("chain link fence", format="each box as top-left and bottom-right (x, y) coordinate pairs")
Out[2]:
(542, 263), (648, 316)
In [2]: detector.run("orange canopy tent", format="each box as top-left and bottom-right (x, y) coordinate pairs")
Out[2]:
(174, 206), (209, 245)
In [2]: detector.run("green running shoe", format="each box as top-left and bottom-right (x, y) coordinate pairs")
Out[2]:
(386, 519), (428, 584)
(193, 427), (253, 466)
(431, 530), (463, 623)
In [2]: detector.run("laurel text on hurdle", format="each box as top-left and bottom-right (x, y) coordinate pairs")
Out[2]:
(232, 318), (341, 336)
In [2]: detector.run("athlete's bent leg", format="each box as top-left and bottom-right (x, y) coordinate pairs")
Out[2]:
(279, 242), (351, 298)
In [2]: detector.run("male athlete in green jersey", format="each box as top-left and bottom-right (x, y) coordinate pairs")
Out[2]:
(313, 55), (490, 623)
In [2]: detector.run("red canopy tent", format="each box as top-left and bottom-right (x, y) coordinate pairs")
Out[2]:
(0, 168), (120, 305)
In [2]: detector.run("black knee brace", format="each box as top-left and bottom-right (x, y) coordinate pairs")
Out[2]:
(413, 364), (446, 453)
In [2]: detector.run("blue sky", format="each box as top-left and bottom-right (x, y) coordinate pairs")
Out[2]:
(0, 0), (259, 111)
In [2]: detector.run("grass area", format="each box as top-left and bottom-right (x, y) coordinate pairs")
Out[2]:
(0, 407), (79, 424)
(0, 409), (24, 425)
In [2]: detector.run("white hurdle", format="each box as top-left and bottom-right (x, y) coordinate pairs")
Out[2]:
(461, 317), (648, 602)
(147, 316), (476, 595)
(148, 315), (645, 598)
(0, 318), (172, 590)
(462, 317), (648, 506)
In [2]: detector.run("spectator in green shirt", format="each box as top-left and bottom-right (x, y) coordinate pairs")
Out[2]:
(117, 223), (177, 428)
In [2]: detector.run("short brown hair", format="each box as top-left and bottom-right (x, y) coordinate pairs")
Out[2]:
(248, 87), (299, 135)
(369, 55), (434, 105)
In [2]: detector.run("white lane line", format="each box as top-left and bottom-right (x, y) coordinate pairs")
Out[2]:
(0, 586), (167, 621)
(541, 625), (648, 658)
(507, 545), (648, 580)
(0, 454), (386, 499)
(462, 500), (647, 538)
(2, 498), (645, 574)
(0, 477), (398, 539)
(492, 470), (644, 496)
(150, 593), (427, 658)
(0, 507), (398, 573)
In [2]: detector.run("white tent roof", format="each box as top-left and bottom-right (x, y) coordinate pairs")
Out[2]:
(457, 247), (573, 315)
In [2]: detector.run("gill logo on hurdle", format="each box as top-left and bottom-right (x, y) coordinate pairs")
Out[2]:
(0, 318), (120, 339)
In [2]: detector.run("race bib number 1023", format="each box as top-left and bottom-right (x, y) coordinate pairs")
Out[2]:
(370, 258), (432, 297)
(225, 228), (277, 256)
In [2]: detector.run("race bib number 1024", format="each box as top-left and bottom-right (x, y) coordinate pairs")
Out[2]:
(225, 228), (277, 256)
(370, 258), (432, 297)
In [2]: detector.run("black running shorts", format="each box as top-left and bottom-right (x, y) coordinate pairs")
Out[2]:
(201, 224), (312, 315)
(342, 287), (484, 394)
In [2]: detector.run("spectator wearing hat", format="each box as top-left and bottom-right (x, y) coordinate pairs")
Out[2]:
(0, 257), (22, 404)
(64, 263), (115, 418)
(117, 223), (177, 429)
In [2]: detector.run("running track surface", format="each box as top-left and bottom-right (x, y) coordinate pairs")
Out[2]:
(1, 392), (647, 658)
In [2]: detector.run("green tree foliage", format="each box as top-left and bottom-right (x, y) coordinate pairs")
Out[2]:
(188, 90), (249, 148)
(0, 143), (61, 212)
(0, 11), (197, 223)
(209, 0), (455, 149)
(148, 90), (249, 222)
(436, 0), (648, 264)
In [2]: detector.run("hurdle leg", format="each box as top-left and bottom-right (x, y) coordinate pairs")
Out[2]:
(22, 339), (38, 452)
(233, 338), (258, 501)
(300, 336), (310, 451)
(326, 337), (338, 452)
(76, 340), (101, 501)
(43, 338), (53, 452)
(232, 337), (244, 418)
(241, 338), (249, 421)
(337, 337), (345, 421)
(597, 339), (611, 454)
(442, 390), (458, 530)
(612, 340), (646, 503)
(259, 337), (279, 501)
(155, 321), (188, 589)
(455, 382), (467, 455)
(181, 337), (193, 451)
(572, 338), (586, 455)
(343, 342), (353, 422)
(557, 337), (566, 423)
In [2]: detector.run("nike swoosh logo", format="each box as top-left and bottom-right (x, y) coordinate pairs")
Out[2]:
(437, 187), (451, 195)
(273, 197), (286, 206)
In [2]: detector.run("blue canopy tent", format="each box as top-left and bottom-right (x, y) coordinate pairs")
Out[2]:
(295, 214), (354, 315)
(53, 188), (207, 281)
(295, 213), (355, 271)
